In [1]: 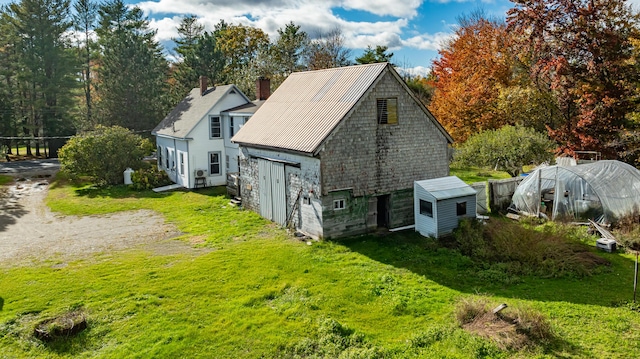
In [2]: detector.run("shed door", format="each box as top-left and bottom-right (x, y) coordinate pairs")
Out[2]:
(258, 159), (286, 225)
(271, 162), (286, 225)
(259, 159), (273, 220)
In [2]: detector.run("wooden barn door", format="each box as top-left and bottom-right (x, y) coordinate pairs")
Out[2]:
(258, 159), (286, 225)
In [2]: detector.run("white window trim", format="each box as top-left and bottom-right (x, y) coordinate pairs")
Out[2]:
(210, 116), (222, 139)
(333, 199), (345, 211)
(209, 151), (222, 176)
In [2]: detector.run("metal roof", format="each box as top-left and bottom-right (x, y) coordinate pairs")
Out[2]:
(231, 63), (389, 154)
(152, 85), (246, 139)
(415, 176), (476, 200)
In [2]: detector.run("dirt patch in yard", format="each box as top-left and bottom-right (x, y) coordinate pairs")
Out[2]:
(0, 176), (197, 266)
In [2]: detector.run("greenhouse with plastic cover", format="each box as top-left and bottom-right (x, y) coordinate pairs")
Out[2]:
(511, 160), (640, 223)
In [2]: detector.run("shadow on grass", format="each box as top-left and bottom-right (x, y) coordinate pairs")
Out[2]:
(338, 230), (636, 307)
(0, 192), (29, 233)
(66, 183), (226, 200)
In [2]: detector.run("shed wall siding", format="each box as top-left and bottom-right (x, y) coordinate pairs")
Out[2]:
(436, 195), (477, 236)
(414, 185), (438, 238)
(319, 70), (449, 198)
(239, 147), (323, 237)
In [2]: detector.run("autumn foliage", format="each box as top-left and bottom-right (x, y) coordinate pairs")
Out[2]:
(507, 0), (639, 157)
(429, 14), (516, 142)
(430, 1), (640, 160)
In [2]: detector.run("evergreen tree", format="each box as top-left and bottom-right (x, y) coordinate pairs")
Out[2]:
(95, 0), (169, 132)
(72, 0), (97, 129)
(170, 16), (223, 104)
(355, 45), (394, 64)
(7, 0), (77, 156)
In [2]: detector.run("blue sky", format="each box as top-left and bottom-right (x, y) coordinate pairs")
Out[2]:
(3, 0), (638, 76)
(131, 0), (515, 76)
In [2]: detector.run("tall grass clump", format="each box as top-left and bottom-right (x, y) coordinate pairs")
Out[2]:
(455, 296), (554, 351)
(272, 318), (386, 359)
(453, 219), (608, 278)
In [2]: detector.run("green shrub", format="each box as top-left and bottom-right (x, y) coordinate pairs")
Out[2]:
(58, 126), (153, 185)
(130, 166), (173, 190)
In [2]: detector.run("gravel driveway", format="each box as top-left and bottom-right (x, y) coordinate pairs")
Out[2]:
(0, 166), (184, 266)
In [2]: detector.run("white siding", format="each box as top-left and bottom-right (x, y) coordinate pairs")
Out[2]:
(414, 182), (438, 238)
(185, 91), (249, 187)
(414, 182), (477, 238)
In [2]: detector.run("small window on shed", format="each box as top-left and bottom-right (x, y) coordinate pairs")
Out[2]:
(419, 200), (433, 218)
(457, 201), (467, 216)
(377, 98), (398, 124)
(333, 199), (345, 210)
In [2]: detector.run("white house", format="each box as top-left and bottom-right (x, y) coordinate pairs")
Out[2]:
(152, 77), (266, 189)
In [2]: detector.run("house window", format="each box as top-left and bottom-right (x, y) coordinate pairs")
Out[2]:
(165, 147), (170, 168)
(333, 199), (345, 210)
(225, 155), (230, 170)
(229, 117), (235, 137)
(457, 201), (467, 216)
(303, 196), (311, 205)
(210, 116), (222, 138)
(179, 152), (184, 175)
(377, 98), (398, 124)
(419, 200), (433, 218)
(157, 146), (162, 167)
(209, 151), (221, 175)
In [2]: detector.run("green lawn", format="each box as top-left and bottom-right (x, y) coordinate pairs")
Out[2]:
(1, 179), (639, 358)
(450, 166), (512, 184)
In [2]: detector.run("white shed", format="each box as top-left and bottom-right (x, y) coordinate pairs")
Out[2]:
(414, 176), (477, 238)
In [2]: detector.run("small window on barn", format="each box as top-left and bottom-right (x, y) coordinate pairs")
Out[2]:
(210, 116), (222, 138)
(377, 98), (398, 124)
(333, 199), (345, 210)
(457, 201), (467, 216)
(419, 200), (433, 218)
(303, 196), (311, 205)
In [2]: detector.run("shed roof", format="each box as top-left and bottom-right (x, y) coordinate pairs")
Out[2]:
(415, 176), (476, 200)
(152, 85), (247, 139)
(232, 63), (452, 154)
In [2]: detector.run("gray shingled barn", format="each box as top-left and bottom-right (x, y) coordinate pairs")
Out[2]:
(232, 63), (453, 239)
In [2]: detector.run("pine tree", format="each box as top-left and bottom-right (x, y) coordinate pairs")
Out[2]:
(7, 0), (77, 156)
(95, 0), (168, 132)
(72, 0), (97, 129)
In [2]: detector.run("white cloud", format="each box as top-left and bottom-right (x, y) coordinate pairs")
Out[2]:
(397, 65), (431, 78)
(132, 0), (457, 66)
(402, 32), (454, 51)
(340, 0), (422, 18)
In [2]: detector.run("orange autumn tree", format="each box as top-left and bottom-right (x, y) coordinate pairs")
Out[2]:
(429, 14), (517, 142)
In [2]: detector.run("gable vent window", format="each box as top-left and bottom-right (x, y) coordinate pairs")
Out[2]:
(377, 98), (398, 124)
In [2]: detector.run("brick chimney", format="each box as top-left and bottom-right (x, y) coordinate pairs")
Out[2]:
(256, 77), (270, 100)
(199, 76), (208, 96)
